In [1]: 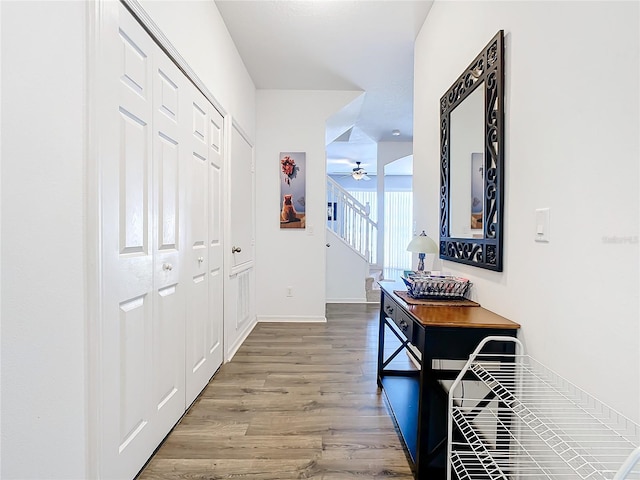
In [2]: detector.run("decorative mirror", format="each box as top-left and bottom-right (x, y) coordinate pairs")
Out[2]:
(440, 30), (505, 271)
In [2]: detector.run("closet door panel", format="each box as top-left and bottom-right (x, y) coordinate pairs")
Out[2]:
(208, 112), (223, 268)
(102, 7), (155, 479)
(117, 294), (151, 450)
(100, 5), (226, 477)
(185, 271), (209, 379)
(113, 9), (154, 455)
(185, 91), (212, 405)
(118, 111), (149, 255)
(208, 109), (224, 368)
(151, 44), (187, 436)
(153, 285), (181, 407)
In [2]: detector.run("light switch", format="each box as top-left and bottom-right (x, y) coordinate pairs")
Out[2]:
(535, 208), (550, 242)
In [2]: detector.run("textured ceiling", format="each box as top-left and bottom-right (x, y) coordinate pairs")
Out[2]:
(215, 0), (433, 174)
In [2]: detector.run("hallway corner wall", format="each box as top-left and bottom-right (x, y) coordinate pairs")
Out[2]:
(1, 2), (89, 478)
(255, 89), (362, 321)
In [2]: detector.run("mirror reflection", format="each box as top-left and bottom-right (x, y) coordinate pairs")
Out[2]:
(449, 86), (484, 238)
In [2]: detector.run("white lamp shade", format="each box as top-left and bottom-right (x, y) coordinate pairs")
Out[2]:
(406, 232), (438, 254)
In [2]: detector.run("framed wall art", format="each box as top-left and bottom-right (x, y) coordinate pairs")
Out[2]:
(327, 202), (337, 221)
(279, 152), (306, 229)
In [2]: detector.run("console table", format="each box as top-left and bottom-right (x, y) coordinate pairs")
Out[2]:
(377, 281), (520, 479)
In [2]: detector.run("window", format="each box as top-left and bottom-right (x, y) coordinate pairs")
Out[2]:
(384, 191), (413, 274)
(347, 189), (413, 275)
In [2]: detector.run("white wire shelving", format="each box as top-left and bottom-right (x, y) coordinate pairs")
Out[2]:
(447, 337), (640, 480)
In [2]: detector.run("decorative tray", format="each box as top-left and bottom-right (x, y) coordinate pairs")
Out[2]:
(401, 274), (471, 299)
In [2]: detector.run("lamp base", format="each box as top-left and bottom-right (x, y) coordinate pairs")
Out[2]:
(417, 253), (425, 271)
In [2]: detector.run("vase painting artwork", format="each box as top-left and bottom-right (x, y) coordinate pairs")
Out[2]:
(280, 152), (306, 229)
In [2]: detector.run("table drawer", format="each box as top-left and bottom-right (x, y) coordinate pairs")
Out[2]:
(395, 310), (413, 340)
(383, 295), (413, 340)
(382, 295), (398, 321)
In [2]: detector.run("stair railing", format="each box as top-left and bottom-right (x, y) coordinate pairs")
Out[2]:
(327, 177), (378, 264)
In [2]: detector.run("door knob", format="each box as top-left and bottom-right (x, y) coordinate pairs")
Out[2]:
(162, 263), (173, 271)
(232, 246), (242, 253)
(326, 243), (331, 247)
(198, 256), (204, 263)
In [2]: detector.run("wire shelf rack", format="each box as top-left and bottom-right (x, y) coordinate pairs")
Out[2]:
(447, 337), (640, 480)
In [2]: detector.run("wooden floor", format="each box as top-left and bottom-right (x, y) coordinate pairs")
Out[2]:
(138, 303), (414, 480)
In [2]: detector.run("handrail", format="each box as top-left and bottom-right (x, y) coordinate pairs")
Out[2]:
(326, 177), (378, 264)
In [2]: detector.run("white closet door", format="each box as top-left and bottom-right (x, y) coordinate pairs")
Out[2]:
(150, 41), (188, 440)
(185, 90), (222, 405)
(208, 108), (224, 371)
(99, 5), (226, 478)
(101, 8), (157, 479)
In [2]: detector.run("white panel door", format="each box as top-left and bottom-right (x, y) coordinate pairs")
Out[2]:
(208, 107), (224, 371)
(150, 41), (188, 439)
(101, 8), (156, 480)
(229, 125), (254, 268)
(99, 5), (226, 478)
(185, 89), (221, 405)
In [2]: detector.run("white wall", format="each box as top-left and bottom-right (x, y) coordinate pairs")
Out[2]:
(414, 1), (639, 421)
(1, 2), (88, 478)
(378, 141), (413, 170)
(255, 90), (361, 321)
(326, 230), (369, 303)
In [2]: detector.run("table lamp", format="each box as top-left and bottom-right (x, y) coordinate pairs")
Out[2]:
(406, 231), (438, 272)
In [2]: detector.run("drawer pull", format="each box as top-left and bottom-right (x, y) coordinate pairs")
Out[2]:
(399, 319), (408, 331)
(385, 305), (394, 315)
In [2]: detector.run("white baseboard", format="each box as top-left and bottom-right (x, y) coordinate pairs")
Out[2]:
(256, 315), (327, 323)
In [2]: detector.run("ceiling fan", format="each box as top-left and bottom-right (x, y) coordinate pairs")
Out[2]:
(342, 161), (371, 181)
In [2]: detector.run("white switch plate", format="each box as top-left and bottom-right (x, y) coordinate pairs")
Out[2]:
(535, 208), (550, 242)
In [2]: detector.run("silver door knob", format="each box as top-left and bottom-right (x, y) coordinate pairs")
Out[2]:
(162, 263), (173, 271)
(198, 256), (204, 263)
(232, 246), (242, 253)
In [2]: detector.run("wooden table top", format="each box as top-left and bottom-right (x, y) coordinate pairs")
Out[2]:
(380, 280), (520, 330)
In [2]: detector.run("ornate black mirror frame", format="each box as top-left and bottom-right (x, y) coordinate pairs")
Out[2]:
(439, 30), (505, 271)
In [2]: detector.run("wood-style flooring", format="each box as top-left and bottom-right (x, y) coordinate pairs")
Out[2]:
(137, 303), (414, 479)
